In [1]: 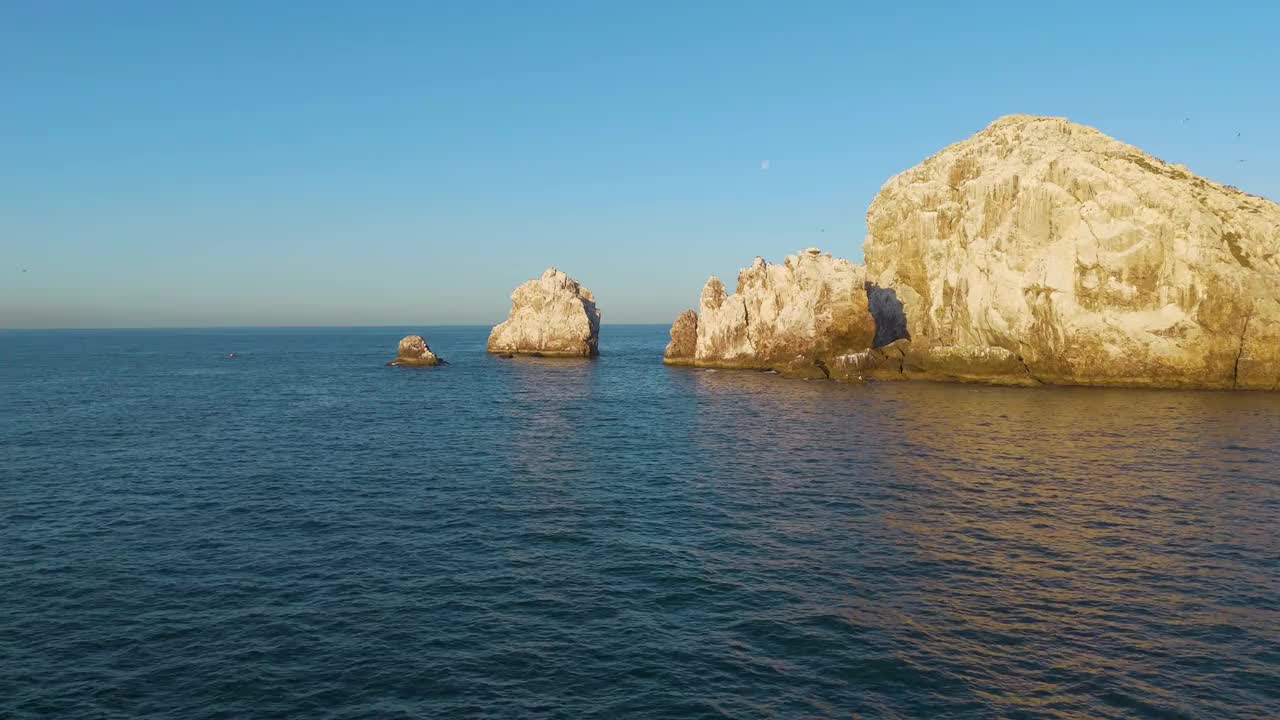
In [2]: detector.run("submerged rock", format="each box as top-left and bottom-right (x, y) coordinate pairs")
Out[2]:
(387, 335), (444, 367)
(663, 249), (876, 378)
(487, 268), (601, 357)
(864, 114), (1280, 389)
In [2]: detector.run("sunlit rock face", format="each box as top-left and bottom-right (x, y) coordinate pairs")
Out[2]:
(487, 268), (601, 357)
(662, 309), (698, 365)
(665, 249), (877, 378)
(864, 114), (1280, 389)
(387, 335), (444, 366)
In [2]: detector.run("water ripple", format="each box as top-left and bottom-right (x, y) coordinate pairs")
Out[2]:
(1, 326), (1277, 718)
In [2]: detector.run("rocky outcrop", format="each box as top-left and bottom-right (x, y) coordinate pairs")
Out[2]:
(863, 114), (1280, 389)
(387, 335), (444, 366)
(664, 116), (1279, 390)
(663, 248), (877, 378)
(487, 268), (601, 357)
(663, 309), (698, 364)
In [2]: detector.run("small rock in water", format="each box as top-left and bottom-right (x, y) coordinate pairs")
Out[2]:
(387, 335), (444, 367)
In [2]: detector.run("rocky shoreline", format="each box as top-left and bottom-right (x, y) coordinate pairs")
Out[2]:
(393, 115), (1279, 391)
(663, 115), (1280, 391)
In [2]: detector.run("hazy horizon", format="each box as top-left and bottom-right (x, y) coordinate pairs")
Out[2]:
(0, 321), (677, 332)
(5, 2), (1278, 330)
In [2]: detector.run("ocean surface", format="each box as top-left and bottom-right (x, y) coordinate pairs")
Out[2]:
(1, 325), (1277, 719)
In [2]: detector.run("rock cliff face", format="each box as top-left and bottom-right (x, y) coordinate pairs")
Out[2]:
(487, 268), (601, 357)
(663, 249), (876, 378)
(387, 335), (444, 367)
(863, 114), (1280, 389)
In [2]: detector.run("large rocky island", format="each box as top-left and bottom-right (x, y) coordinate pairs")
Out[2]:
(488, 268), (601, 357)
(666, 115), (1280, 390)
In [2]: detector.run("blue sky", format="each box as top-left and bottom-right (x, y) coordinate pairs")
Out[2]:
(3, 1), (1277, 328)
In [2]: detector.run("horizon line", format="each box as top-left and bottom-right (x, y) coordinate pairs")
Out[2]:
(0, 322), (675, 332)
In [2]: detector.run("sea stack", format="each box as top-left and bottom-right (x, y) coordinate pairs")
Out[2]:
(863, 114), (1280, 389)
(387, 335), (444, 366)
(662, 249), (876, 378)
(487, 268), (601, 357)
(662, 309), (698, 364)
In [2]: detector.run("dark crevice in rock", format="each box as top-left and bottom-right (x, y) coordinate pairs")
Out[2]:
(1223, 231), (1254, 269)
(742, 302), (755, 350)
(1233, 312), (1253, 389)
(865, 283), (910, 347)
(814, 357), (831, 379)
(1016, 354), (1043, 385)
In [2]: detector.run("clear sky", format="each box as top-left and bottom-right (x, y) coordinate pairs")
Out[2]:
(3, 1), (1277, 329)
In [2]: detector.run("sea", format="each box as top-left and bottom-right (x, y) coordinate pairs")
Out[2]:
(1, 326), (1277, 719)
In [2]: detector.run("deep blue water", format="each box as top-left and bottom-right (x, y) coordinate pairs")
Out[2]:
(1, 325), (1277, 719)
